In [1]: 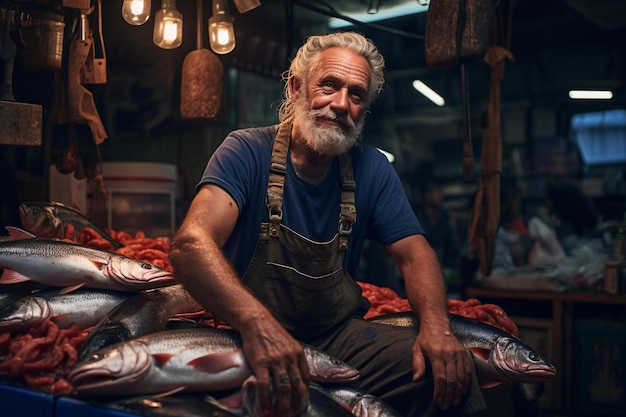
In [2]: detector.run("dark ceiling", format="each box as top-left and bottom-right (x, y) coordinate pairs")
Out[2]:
(222, 0), (626, 189)
(227, 0), (626, 118)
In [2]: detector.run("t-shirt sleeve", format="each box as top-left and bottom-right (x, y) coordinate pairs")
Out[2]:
(360, 147), (423, 246)
(197, 130), (263, 213)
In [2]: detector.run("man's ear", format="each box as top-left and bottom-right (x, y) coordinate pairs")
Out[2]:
(288, 77), (301, 97)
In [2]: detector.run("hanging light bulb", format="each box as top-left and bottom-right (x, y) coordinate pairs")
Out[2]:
(153, 0), (183, 49)
(122, 0), (151, 26)
(209, 0), (236, 54)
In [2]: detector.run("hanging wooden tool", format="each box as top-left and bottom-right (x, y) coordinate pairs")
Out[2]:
(467, 1), (514, 276)
(67, 6), (107, 144)
(425, 0), (493, 182)
(180, 0), (223, 121)
(81, 0), (107, 85)
(425, 0), (492, 70)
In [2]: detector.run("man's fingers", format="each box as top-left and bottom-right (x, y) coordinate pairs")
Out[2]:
(464, 351), (472, 392)
(273, 370), (294, 417)
(253, 371), (272, 417)
(411, 345), (426, 381)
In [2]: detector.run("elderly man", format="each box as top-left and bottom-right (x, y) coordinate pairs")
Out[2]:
(169, 32), (485, 417)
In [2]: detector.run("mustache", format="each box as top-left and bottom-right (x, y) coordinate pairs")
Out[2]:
(311, 108), (356, 131)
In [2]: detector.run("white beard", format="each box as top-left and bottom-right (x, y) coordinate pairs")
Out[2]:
(293, 96), (365, 156)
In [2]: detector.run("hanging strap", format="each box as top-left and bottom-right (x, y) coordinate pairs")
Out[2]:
(338, 152), (356, 251)
(266, 122), (290, 237)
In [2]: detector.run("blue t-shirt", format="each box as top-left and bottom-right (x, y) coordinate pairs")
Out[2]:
(198, 125), (424, 277)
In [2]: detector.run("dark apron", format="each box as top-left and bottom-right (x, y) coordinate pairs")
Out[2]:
(241, 122), (369, 341)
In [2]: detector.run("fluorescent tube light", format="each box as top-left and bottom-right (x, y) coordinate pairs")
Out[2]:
(329, 3), (429, 28)
(568, 90), (613, 100)
(412, 80), (445, 106)
(376, 147), (395, 163)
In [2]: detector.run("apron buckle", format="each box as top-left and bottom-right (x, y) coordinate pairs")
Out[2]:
(339, 219), (353, 236)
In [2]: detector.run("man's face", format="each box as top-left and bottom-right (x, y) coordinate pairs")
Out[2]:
(293, 47), (371, 156)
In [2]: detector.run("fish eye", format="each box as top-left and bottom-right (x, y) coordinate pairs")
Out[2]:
(332, 359), (340, 365)
(141, 263), (153, 270)
(529, 353), (538, 361)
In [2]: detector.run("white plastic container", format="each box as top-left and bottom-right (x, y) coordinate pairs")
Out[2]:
(49, 165), (88, 212)
(92, 162), (177, 237)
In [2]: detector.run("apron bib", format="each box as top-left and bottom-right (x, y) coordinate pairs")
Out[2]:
(241, 122), (368, 341)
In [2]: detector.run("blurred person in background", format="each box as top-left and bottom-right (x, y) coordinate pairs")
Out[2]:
(492, 181), (536, 269)
(543, 182), (602, 255)
(415, 180), (459, 270)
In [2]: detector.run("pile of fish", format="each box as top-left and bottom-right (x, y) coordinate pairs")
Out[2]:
(0, 202), (559, 417)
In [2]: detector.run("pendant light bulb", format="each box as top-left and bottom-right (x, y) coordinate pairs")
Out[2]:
(122, 0), (151, 25)
(153, 0), (183, 49)
(209, 0), (236, 54)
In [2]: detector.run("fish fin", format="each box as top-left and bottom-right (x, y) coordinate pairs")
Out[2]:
(0, 269), (32, 284)
(213, 392), (244, 410)
(242, 376), (263, 417)
(6, 226), (36, 240)
(173, 310), (206, 319)
(90, 260), (108, 270)
(470, 348), (491, 360)
(59, 283), (86, 295)
(152, 353), (176, 367)
(150, 387), (186, 399)
(187, 351), (243, 373)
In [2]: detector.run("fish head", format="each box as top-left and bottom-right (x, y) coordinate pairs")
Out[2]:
(303, 346), (360, 383)
(491, 337), (557, 383)
(68, 340), (153, 395)
(18, 203), (63, 238)
(104, 257), (177, 290)
(0, 297), (49, 333)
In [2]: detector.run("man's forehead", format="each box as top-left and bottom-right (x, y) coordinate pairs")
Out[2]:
(309, 48), (371, 84)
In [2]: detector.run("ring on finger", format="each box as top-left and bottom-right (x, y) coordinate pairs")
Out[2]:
(278, 372), (290, 385)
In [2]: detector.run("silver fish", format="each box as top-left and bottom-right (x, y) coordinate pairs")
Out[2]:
(0, 288), (133, 333)
(0, 281), (42, 310)
(311, 383), (403, 417)
(368, 312), (557, 388)
(19, 201), (123, 248)
(105, 393), (240, 417)
(242, 376), (356, 417)
(69, 326), (360, 397)
(78, 284), (204, 361)
(0, 227), (176, 294)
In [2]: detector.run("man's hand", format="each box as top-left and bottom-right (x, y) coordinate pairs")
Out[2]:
(240, 317), (310, 417)
(411, 325), (472, 410)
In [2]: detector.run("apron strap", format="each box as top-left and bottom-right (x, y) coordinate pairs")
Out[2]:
(338, 152), (356, 251)
(265, 121), (356, 250)
(266, 122), (291, 237)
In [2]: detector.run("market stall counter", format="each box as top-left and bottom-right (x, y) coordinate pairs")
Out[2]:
(0, 382), (55, 417)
